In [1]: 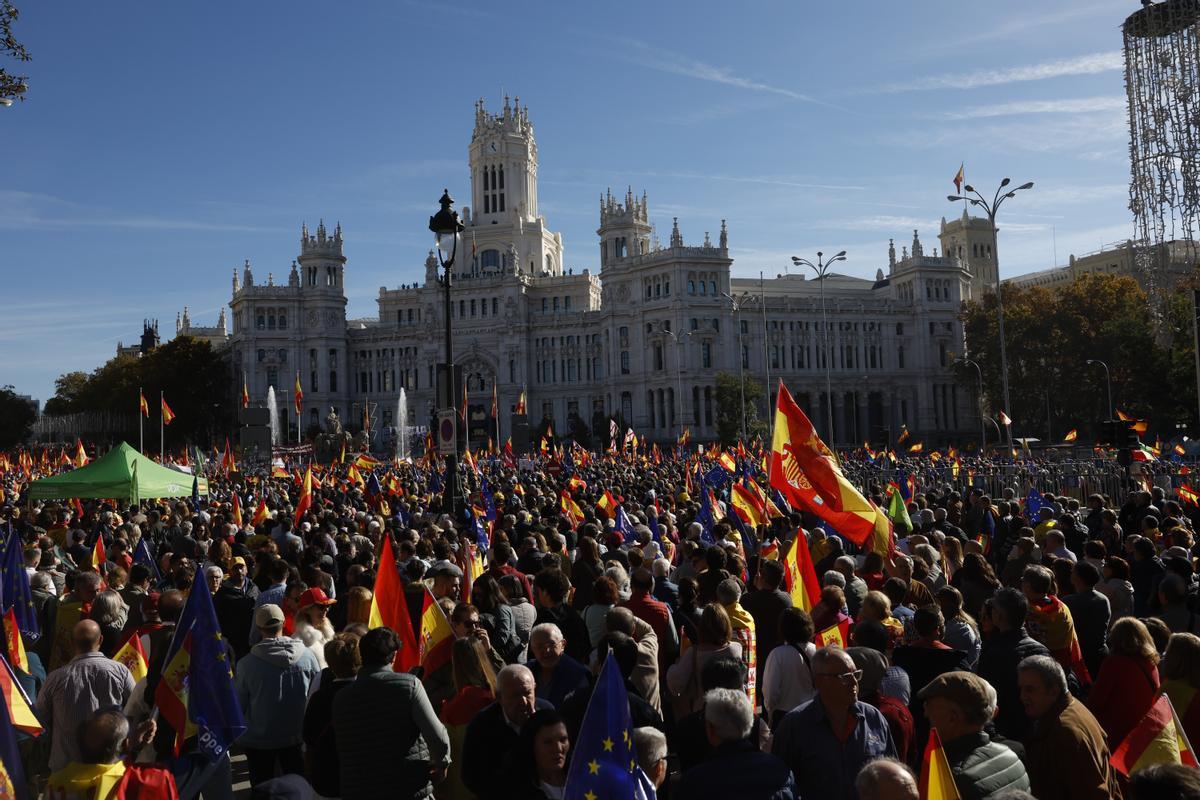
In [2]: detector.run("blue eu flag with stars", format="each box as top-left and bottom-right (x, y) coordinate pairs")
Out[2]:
(564, 653), (653, 800)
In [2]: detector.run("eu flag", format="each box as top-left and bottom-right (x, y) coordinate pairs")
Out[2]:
(647, 514), (662, 547)
(133, 537), (161, 583)
(1024, 488), (1044, 521)
(614, 507), (636, 542)
(1, 526), (38, 639)
(564, 654), (652, 800)
(896, 469), (913, 502)
(472, 510), (490, 551)
(695, 485), (716, 545)
(481, 479), (497, 522)
(156, 571), (246, 761)
(703, 465), (729, 489)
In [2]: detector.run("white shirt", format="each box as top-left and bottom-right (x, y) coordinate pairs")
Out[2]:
(761, 641), (816, 717)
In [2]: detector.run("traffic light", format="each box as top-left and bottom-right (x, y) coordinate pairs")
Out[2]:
(1099, 420), (1119, 447)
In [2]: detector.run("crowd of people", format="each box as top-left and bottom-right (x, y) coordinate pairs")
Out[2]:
(7, 443), (1200, 800)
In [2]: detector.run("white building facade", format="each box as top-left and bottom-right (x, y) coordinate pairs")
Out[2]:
(221, 99), (974, 447)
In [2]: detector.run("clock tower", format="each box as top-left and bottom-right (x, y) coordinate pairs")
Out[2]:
(469, 96), (538, 225)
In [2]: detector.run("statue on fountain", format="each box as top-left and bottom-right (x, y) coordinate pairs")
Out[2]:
(314, 407), (370, 462)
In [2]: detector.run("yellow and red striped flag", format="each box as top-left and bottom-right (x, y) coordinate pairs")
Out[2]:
(231, 493), (243, 528)
(781, 532), (821, 614)
(908, 442), (924, 454)
(2, 608), (28, 674)
(1063, 429), (1078, 443)
(816, 621), (850, 649)
(241, 374), (250, 409)
(112, 632), (149, 683)
(251, 497), (270, 527)
(418, 587), (454, 674)
(91, 536), (106, 570)
(74, 439), (88, 468)
(1111, 693), (1199, 775)
(368, 536), (420, 672)
(0, 653), (42, 735)
(293, 372), (303, 416)
(919, 727), (961, 800)
(293, 467), (313, 527)
(139, 390), (149, 418)
(161, 397), (176, 426)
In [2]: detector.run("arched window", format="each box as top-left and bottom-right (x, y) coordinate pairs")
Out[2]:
(256, 314), (265, 330)
(480, 249), (501, 271)
(546, 254), (553, 272)
(278, 313), (287, 329)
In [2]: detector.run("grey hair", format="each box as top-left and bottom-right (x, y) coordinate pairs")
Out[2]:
(652, 558), (671, 577)
(855, 757), (917, 800)
(604, 563), (629, 591)
(31, 572), (53, 592)
(1022, 565), (1054, 595)
(703, 688), (753, 743)
(90, 590), (128, 628)
(1017, 654), (1068, 696)
(915, 543), (940, 565)
(204, 565), (224, 580)
(633, 727), (667, 772)
(983, 680), (999, 721)
(822, 570), (847, 588)
(834, 555), (856, 572)
(496, 663), (534, 695)
(716, 578), (741, 605)
(75, 571), (102, 592)
(530, 622), (563, 642)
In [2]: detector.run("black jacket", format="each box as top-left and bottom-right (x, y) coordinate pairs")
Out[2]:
(977, 627), (1050, 742)
(461, 699), (553, 800)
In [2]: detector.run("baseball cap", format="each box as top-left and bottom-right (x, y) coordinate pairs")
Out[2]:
(232, 556), (247, 567)
(917, 671), (992, 723)
(298, 588), (335, 609)
(254, 603), (285, 630)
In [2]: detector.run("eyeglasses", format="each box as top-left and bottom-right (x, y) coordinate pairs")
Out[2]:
(816, 669), (863, 685)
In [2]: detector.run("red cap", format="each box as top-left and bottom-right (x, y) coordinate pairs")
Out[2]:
(298, 587), (335, 608)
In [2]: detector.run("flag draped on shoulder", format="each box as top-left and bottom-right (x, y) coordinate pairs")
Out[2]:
(769, 381), (891, 548)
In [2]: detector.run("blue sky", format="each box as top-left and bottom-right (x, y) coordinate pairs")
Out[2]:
(2, 0), (1137, 404)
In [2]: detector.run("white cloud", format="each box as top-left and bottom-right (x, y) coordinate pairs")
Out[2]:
(876, 51), (1123, 92)
(948, 96), (1127, 119)
(0, 190), (282, 233)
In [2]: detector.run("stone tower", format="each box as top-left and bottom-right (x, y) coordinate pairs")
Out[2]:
(938, 209), (997, 298)
(597, 187), (651, 268)
(469, 96), (538, 225)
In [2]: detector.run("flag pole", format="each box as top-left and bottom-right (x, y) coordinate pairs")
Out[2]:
(139, 386), (144, 453)
(160, 390), (164, 462)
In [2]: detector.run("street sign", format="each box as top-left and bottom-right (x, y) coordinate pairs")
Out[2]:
(438, 410), (457, 456)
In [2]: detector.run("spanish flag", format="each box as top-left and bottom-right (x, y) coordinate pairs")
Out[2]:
(251, 497), (270, 527)
(677, 427), (691, 447)
(1176, 443), (1188, 457)
(816, 621), (850, 649)
(231, 493), (243, 528)
(560, 490), (584, 527)
(781, 531), (821, 613)
(90, 536), (106, 570)
(418, 587), (454, 674)
(2, 608), (28, 674)
(952, 163), (964, 194)
(355, 454), (381, 470)
(731, 481), (767, 529)
(112, 632), (149, 683)
(293, 372), (303, 416)
(596, 491), (618, 519)
(293, 467), (313, 527)
(1111, 693), (1199, 775)
(161, 397), (176, 426)
(368, 536), (420, 672)
(897, 425), (910, 445)
(241, 374), (250, 409)
(1064, 429), (1078, 443)
(139, 389), (149, 418)
(919, 728), (961, 799)
(515, 388), (527, 416)
(908, 442), (924, 454)
(0, 654), (42, 735)
(74, 439), (88, 468)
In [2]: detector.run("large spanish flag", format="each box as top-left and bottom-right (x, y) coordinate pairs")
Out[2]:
(1111, 693), (1199, 775)
(769, 381), (892, 549)
(368, 536), (420, 672)
(418, 587), (454, 674)
(293, 467), (313, 528)
(919, 728), (961, 799)
(781, 531), (821, 613)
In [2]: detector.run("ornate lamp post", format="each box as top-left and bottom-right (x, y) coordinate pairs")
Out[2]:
(429, 190), (465, 515)
(791, 250), (846, 444)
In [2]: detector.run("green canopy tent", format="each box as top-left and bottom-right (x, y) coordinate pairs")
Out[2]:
(27, 442), (208, 503)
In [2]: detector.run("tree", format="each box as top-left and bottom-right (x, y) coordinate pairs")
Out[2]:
(43, 338), (234, 447)
(714, 371), (767, 446)
(1, 2), (30, 105)
(0, 386), (36, 447)
(960, 271), (1198, 442)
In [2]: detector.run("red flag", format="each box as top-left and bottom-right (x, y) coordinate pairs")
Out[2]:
(769, 382), (844, 511)
(368, 536), (420, 672)
(231, 493), (243, 528)
(293, 467), (313, 528)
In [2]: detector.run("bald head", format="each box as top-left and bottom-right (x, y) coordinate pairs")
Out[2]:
(158, 590), (185, 623)
(856, 758), (918, 800)
(73, 619), (102, 654)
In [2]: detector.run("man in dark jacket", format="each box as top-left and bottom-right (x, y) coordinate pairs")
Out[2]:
(740, 559), (793, 690)
(332, 626), (450, 800)
(977, 587), (1049, 742)
(1063, 560), (1110, 678)
(677, 687), (795, 800)
(918, 672), (1030, 800)
(461, 663), (552, 799)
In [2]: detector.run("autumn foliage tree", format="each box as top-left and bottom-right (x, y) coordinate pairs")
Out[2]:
(960, 271), (1198, 441)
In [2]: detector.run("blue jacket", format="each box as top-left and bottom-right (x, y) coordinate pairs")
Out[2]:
(527, 654), (591, 709)
(678, 740), (794, 800)
(772, 697), (895, 800)
(235, 636), (321, 748)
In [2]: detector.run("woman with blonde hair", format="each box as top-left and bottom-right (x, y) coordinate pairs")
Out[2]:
(858, 590), (904, 645)
(1161, 633), (1200, 746)
(439, 637), (499, 800)
(344, 585), (373, 626)
(1088, 616), (1161, 747)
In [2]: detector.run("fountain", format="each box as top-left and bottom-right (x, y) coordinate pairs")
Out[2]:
(266, 386), (280, 446)
(397, 388), (409, 462)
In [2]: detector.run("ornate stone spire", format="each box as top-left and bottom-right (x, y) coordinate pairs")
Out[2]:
(719, 219), (727, 249)
(670, 217), (683, 248)
(888, 238), (896, 268)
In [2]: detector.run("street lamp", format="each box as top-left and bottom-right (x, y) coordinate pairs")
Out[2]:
(791, 250), (847, 444)
(1086, 359), (1114, 421)
(955, 358), (987, 453)
(660, 326), (693, 444)
(722, 291), (755, 444)
(429, 189), (464, 516)
(949, 178), (1033, 451)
